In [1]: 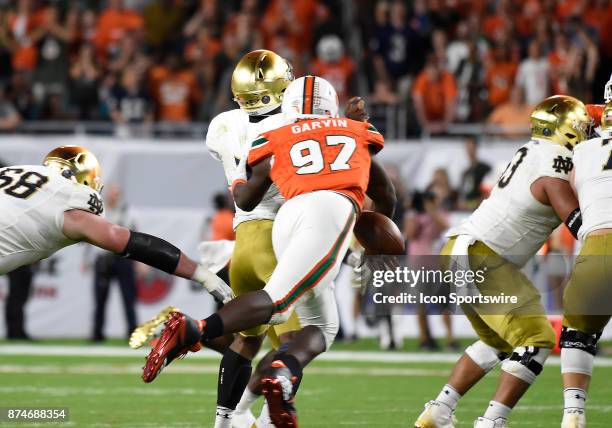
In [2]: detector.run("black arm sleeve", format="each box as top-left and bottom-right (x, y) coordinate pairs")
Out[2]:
(565, 208), (582, 239)
(119, 231), (181, 274)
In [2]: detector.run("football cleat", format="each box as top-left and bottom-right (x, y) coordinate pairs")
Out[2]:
(561, 410), (586, 428)
(261, 361), (298, 428)
(473, 417), (508, 428)
(129, 305), (179, 349)
(141, 312), (203, 383)
(229, 409), (256, 428)
(414, 401), (457, 428)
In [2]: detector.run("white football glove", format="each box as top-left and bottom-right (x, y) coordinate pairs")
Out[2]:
(192, 265), (234, 303)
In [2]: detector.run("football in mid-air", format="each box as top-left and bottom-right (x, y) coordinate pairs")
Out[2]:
(353, 210), (405, 255)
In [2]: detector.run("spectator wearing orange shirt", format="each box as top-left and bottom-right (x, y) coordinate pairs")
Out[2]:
(310, 35), (355, 105)
(487, 88), (532, 137)
(94, 0), (143, 60)
(209, 192), (235, 242)
(5, 0), (44, 72)
(261, 0), (328, 56)
(184, 27), (222, 65)
(485, 46), (517, 108)
(548, 33), (570, 95)
(150, 55), (200, 123)
(412, 54), (457, 135)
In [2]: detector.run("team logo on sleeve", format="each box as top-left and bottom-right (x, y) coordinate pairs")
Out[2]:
(87, 193), (104, 215)
(552, 156), (573, 174)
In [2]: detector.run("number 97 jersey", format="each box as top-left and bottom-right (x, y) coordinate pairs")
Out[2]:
(450, 140), (573, 267)
(0, 165), (104, 274)
(247, 118), (384, 208)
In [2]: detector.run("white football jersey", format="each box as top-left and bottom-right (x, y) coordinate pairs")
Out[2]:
(449, 140), (574, 267)
(206, 108), (289, 228)
(573, 136), (612, 240)
(0, 165), (104, 274)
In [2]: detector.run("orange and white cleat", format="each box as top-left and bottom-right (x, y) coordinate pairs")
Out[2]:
(261, 360), (299, 428)
(141, 312), (203, 383)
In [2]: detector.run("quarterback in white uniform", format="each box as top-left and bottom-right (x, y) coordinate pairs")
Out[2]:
(558, 100), (612, 428)
(207, 50), (301, 428)
(0, 146), (232, 302)
(415, 96), (591, 428)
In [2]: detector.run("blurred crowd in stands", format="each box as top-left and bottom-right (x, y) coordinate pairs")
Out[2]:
(0, 0), (610, 136)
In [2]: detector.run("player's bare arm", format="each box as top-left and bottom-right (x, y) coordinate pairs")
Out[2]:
(231, 158), (273, 212)
(531, 176), (581, 238)
(62, 209), (233, 302)
(366, 158), (396, 218)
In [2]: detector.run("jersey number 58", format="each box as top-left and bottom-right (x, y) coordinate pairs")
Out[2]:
(0, 168), (49, 199)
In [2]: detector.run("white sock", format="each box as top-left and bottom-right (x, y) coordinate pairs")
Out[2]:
(564, 388), (587, 414)
(436, 384), (461, 411)
(257, 400), (271, 423)
(483, 400), (511, 422)
(214, 406), (233, 428)
(235, 388), (258, 413)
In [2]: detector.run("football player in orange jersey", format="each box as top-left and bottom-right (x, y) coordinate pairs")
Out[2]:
(141, 76), (396, 427)
(583, 73), (612, 135)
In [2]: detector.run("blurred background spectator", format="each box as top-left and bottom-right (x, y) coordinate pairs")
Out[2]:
(86, 184), (137, 342)
(0, 0), (607, 133)
(5, 265), (34, 340)
(412, 54), (457, 136)
(457, 137), (491, 211)
(208, 192), (235, 242)
(0, 83), (21, 130)
(404, 188), (455, 350)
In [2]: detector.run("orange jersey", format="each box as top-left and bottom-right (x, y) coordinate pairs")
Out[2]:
(586, 104), (604, 124)
(248, 118), (384, 208)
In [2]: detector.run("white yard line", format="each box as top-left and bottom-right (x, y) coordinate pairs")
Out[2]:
(0, 363), (450, 377)
(0, 344), (611, 367)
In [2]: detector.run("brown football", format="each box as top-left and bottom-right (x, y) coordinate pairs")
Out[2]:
(353, 210), (405, 255)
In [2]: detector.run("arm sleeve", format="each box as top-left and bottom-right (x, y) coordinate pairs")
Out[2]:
(248, 134), (274, 166)
(364, 123), (385, 154)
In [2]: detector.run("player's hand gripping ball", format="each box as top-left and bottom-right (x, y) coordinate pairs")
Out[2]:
(345, 96), (369, 122)
(353, 210), (405, 255)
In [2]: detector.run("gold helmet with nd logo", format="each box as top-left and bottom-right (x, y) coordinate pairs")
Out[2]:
(231, 49), (294, 115)
(43, 145), (102, 192)
(530, 95), (591, 149)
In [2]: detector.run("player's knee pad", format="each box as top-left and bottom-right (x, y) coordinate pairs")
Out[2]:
(559, 326), (600, 356)
(501, 346), (551, 385)
(465, 340), (508, 373)
(561, 348), (594, 376)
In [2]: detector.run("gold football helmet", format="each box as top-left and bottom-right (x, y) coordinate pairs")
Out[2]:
(530, 95), (591, 149)
(43, 145), (102, 192)
(602, 101), (612, 138)
(231, 49), (294, 115)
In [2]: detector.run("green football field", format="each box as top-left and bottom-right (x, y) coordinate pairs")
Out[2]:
(1, 342), (611, 427)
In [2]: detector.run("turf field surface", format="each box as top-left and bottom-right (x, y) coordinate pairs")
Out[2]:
(1, 343), (611, 427)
